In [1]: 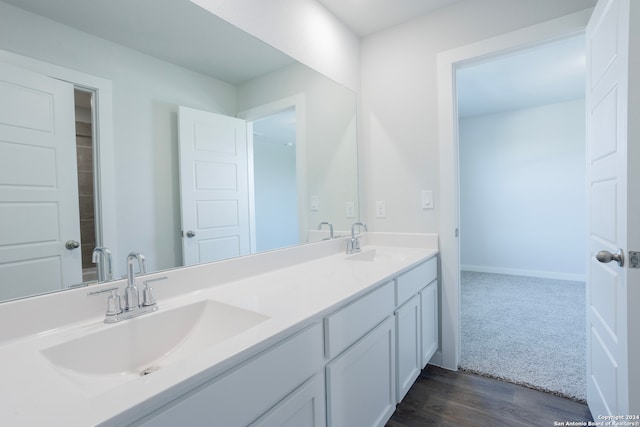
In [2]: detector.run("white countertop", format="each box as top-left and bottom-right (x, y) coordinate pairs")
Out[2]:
(0, 233), (437, 426)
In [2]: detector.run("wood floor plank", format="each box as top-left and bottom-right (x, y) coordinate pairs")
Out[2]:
(387, 366), (593, 427)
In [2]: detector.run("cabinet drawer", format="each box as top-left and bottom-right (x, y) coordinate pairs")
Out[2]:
(395, 257), (437, 306)
(139, 322), (324, 427)
(325, 281), (394, 359)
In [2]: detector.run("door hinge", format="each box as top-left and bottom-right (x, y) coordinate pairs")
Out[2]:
(630, 251), (640, 269)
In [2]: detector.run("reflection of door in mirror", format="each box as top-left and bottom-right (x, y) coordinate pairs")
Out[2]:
(0, 62), (85, 300)
(178, 106), (252, 266)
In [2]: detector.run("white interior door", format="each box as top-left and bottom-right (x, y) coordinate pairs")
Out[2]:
(586, 0), (639, 416)
(178, 106), (251, 266)
(0, 61), (81, 300)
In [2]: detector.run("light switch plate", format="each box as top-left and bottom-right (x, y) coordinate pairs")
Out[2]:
(310, 195), (319, 211)
(376, 200), (386, 218)
(421, 190), (434, 209)
(345, 201), (355, 218)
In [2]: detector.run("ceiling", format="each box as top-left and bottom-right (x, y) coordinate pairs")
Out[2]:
(456, 35), (586, 117)
(315, 0), (585, 115)
(317, 0), (464, 36)
(253, 108), (297, 147)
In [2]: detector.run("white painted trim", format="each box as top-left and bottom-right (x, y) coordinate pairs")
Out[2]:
(0, 49), (118, 277)
(237, 94), (308, 245)
(461, 265), (585, 282)
(436, 9), (593, 371)
(245, 121), (257, 254)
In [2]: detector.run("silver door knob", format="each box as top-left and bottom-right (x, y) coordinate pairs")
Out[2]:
(65, 240), (80, 250)
(596, 249), (624, 267)
(185, 230), (196, 238)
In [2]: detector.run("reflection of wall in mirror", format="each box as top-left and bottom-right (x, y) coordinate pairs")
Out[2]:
(238, 63), (359, 236)
(0, 1), (358, 288)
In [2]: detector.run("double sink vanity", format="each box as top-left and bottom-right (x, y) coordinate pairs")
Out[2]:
(0, 232), (439, 426)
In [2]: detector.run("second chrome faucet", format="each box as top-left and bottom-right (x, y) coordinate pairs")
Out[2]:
(346, 222), (367, 254)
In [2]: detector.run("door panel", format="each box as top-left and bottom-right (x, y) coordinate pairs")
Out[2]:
(0, 61), (80, 300)
(586, 0), (636, 416)
(178, 106), (251, 266)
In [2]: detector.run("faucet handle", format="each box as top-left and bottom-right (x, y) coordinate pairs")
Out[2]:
(106, 289), (122, 316)
(142, 284), (156, 307)
(142, 276), (166, 307)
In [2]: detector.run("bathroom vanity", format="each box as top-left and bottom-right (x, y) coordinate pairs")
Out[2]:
(0, 233), (438, 426)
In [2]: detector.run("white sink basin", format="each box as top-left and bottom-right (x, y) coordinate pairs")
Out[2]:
(41, 300), (269, 378)
(346, 249), (379, 261)
(346, 248), (408, 263)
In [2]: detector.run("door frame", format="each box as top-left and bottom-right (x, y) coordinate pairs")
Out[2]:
(0, 50), (117, 277)
(436, 9), (593, 370)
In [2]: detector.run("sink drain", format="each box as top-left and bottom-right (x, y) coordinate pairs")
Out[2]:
(140, 366), (161, 377)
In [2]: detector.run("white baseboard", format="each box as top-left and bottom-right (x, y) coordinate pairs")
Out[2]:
(461, 264), (585, 282)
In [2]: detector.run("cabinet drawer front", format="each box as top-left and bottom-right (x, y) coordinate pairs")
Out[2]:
(140, 323), (324, 427)
(396, 257), (437, 306)
(325, 281), (394, 359)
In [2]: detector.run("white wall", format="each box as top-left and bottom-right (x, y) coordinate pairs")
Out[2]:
(0, 2), (237, 276)
(359, 0), (596, 233)
(459, 100), (586, 281)
(192, 0), (360, 92)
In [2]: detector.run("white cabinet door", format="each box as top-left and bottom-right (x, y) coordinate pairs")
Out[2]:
(326, 316), (396, 427)
(395, 294), (421, 402)
(420, 280), (438, 368)
(251, 374), (325, 427)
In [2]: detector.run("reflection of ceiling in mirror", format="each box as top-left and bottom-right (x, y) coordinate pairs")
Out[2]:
(253, 108), (296, 147)
(1, 0), (295, 84)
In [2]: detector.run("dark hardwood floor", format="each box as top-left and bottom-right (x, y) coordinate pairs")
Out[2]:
(387, 366), (593, 427)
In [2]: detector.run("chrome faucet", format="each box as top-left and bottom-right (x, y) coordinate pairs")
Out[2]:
(91, 246), (112, 283)
(318, 221), (334, 239)
(346, 222), (367, 254)
(125, 252), (147, 311)
(87, 254), (161, 324)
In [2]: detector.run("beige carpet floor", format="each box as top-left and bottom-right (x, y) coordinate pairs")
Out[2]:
(460, 271), (586, 402)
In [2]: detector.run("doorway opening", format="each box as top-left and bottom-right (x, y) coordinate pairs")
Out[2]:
(73, 88), (100, 282)
(250, 107), (299, 252)
(455, 35), (587, 400)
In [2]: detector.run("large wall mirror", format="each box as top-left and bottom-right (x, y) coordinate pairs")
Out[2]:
(0, 0), (359, 303)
